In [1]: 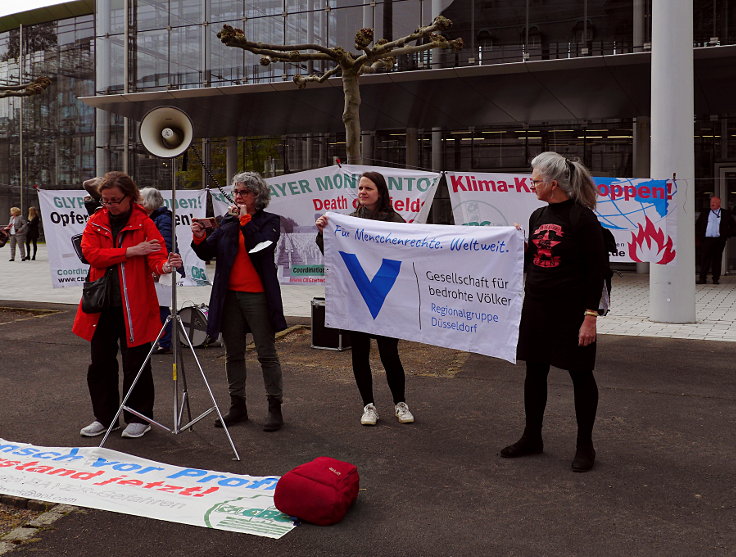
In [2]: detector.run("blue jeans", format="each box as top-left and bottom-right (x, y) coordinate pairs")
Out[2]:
(220, 291), (282, 401)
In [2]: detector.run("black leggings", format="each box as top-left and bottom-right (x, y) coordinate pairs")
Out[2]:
(524, 361), (598, 446)
(350, 331), (406, 406)
(25, 237), (38, 259)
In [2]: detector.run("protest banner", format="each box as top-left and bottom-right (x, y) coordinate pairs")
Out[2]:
(37, 190), (209, 289)
(446, 172), (680, 265)
(210, 165), (442, 285)
(322, 213), (524, 363)
(0, 438), (294, 539)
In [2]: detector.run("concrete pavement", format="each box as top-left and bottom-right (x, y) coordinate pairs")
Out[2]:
(0, 245), (734, 556)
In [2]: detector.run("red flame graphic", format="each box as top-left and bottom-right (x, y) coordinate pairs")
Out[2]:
(628, 217), (676, 264)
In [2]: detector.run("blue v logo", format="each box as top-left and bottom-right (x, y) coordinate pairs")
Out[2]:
(339, 252), (402, 319)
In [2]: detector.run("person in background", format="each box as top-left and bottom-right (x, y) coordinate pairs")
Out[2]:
(82, 177), (102, 216)
(191, 171), (287, 432)
(7, 207), (28, 262)
(501, 152), (606, 473)
(695, 196), (736, 285)
(73, 171), (182, 439)
(139, 187), (175, 354)
(25, 206), (40, 261)
(315, 171), (415, 427)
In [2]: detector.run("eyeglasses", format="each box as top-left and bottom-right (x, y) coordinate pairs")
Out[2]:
(232, 189), (255, 196)
(530, 179), (546, 187)
(100, 197), (126, 205)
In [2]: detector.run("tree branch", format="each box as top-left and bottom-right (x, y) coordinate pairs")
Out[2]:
(218, 25), (336, 59)
(377, 37), (463, 60)
(0, 76), (52, 98)
(293, 65), (342, 89)
(370, 16), (454, 57)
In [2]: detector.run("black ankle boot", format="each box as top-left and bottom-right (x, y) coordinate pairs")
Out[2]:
(263, 396), (283, 432)
(499, 435), (544, 458)
(571, 444), (596, 472)
(214, 396), (248, 428)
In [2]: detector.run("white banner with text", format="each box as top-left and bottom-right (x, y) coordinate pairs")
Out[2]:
(37, 189), (209, 290)
(210, 165), (442, 285)
(0, 439), (294, 538)
(322, 213), (524, 363)
(446, 172), (680, 265)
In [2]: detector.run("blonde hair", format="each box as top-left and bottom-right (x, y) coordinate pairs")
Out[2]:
(10, 207), (21, 216)
(28, 206), (38, 219)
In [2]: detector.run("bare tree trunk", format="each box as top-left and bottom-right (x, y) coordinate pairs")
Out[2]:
(342, 70), (362, 165)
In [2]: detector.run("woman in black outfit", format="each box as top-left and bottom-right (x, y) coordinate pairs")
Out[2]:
(25, 207), (40, 260)
(315, 171), (414, 427)
(501, 152), (606, 472)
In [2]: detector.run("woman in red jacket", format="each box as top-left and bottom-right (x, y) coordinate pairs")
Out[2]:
(73, 171), (182, 439)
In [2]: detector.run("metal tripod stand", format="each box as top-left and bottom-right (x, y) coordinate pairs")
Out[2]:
(99, 158), (240, 460)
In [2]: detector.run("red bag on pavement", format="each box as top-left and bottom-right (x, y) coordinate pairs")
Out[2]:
(274, 457), (359, 525)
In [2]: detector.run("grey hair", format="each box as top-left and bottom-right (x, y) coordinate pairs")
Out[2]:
(139, 187), (164, 212)
(231, 171), (270, 210)
(531, 151), (598, 209)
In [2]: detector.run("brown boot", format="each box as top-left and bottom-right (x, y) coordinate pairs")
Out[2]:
(214, 396), (248, 428)
(263, 396), (283, 432)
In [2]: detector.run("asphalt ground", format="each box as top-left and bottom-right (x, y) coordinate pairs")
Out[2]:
(0, 301), (734, 556)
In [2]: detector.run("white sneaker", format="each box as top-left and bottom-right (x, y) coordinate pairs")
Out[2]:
(121, 423), (151, 438)
(395, 402), (414, 424)
(80, 421), (120, 437)
(360, 403), (378, 426)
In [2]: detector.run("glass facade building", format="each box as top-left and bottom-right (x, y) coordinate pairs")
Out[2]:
(0, 12), (95, 215)
(2, 0), (736, 239)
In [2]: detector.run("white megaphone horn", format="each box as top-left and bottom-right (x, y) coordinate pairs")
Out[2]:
(139, 106), (193, 158)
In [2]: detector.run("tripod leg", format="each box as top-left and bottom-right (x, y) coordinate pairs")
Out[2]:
(176, 315), (240, 460)
(99, 318), (172, 448)
(174, 320), (194, 431)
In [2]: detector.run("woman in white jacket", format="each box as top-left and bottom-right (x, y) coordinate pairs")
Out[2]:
(7, 207), (28, 262)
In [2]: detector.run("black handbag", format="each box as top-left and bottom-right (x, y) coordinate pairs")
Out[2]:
(81, 267), (114, 313)
(71, 233), (88, 264)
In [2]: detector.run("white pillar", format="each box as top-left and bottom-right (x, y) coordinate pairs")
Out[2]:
(649, 0), (695, 323)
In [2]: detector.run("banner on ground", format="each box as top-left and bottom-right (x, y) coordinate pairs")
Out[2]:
(446, 172), (680, 265)
(322, 213), (524, 363)
(0, 439), (294, 539)
(210, 165), (442, 285)
(37, 189), (209, 290)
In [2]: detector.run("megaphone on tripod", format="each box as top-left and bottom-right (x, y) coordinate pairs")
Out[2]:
(99, 105), (241, 460)
(139, 106), (194, 158)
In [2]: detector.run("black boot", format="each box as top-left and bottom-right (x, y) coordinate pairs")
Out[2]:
(214, 396), (248, 428)
(571, 444), (596, 472)
(499, 433), (544, 458)
(263, 396), (283, 432)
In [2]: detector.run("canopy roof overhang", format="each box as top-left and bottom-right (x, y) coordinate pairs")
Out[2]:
(80, 45), (736, 138)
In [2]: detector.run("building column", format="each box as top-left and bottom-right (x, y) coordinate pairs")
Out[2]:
(633, 116), (651, 274)
(226, 136), (237, 182)
(650, 0), (695, 323)
(633, 0), (648, 52)
(406, 128), (418, 169)
(361, 132), (374, 166)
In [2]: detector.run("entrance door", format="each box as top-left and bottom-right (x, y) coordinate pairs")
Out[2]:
(717, 166), (736, 273)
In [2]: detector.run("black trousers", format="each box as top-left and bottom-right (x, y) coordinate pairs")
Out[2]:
(699, 237), (726, 281)
(350, 331), (406, 406)
(87, 307), (154, 426)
